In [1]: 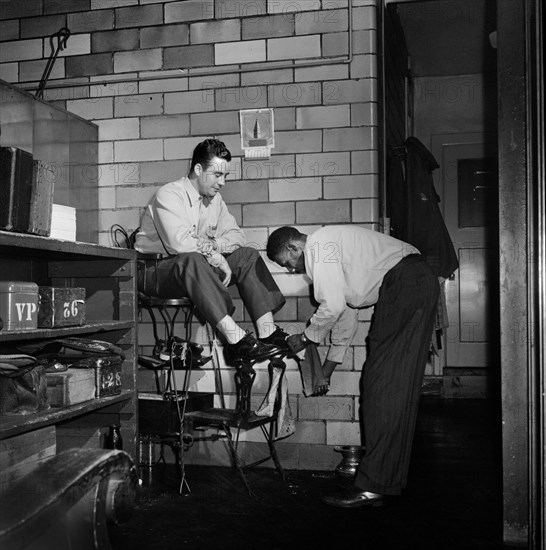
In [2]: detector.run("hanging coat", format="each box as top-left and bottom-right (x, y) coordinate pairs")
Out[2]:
(387, 136), (459, 279)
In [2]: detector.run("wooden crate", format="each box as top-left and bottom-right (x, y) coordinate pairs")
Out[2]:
(0, 426), (56, 485)
(46, 369), (95, 406)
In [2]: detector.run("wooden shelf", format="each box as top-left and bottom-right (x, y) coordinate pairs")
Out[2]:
(0, 391), (134, 440)
(0, 321), (134, 341)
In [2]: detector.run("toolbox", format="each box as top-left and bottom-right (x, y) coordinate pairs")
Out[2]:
(46, 368), (96, 406)
(72, 355), (123, 398)
(0, 281), (39, 331)
(38, 286), (86, 328)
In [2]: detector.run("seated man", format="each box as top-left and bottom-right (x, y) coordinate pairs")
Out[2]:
(135, 138), (287, 362)
(266, 225), (439, 507)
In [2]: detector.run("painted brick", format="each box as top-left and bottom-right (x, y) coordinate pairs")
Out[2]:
(324, 126), (375, 151)
(99, 142), (113, 164)
(98, 187), (115, 209)
(116, 185), (156, 208)
(242, 202), (295, 227)
(19, 58), (64, 82)
(114, 93), (162, 117)
(0, 20), (19, 42)
(296, 200), (350, 225)
(220, 180), (268, 204)
(324, 79), (372, 106)
(296, 152), (351, 178)
(165, 1), (214, 23)
(295, 9), (348, 35)
(0, 63), (18, 82)
(214, 133), (242, 157)
(54, 34), (91, 57)
(353, 346), (367, 370)
(216, 0), (266, 19)
(296, 104), (350, 129)
(273, 107), (296, 130)
(326, 421), (361, 446)
(351, 101), (376, 126)
(66, 53), (112, 77)
(328, 371), (361, 397)
(190, 19), (240, 44)
(215, 85), (267, 111)
(268, 1), (320, 14)
(21, 14), (65, 39)
(164, 89), (214, 114)
(139, 160), (185, 184)
(99, 209), (141, 234)
(140, 77), (189, 94)
(353, 6), (377, 30)
(43, 85), (90, 102)
(350, 53), (377, 79)
(298, 396), (354, 421)
(163, 136), (200, 160)
(242, 227), (268, 250)
(98, 162), (140, 187)
(241, 67), (293, 87)
(97, 117), (139, 141)
(0, 1), (41, 20)
(164, 44), (214, 69)
(268, 82), (321, 108)
(114, 139), (163, 162)
(0, 39), (42, 63)
(66, 97), (113, 120)
(92, 0), (137, 7)
(113, 49), (162, 73)
(269, 177), (321, 202)
(242, 13), (293, 40)
(68, 10), (114, 33)
(114, 5), (162, 29)
(43, 0), (89, 15)
(353, 29), (376, 55)
(189, 72), (239, 91)
(352, 320), (371, 346)
(141, 114), (190, 138)
(323, 30), (351, 58)
(140, 24), (189, 49)
(190, 111), (239, 135)
(324, 174), (377, 199)
(274, 130), (322, 154)
(352, 150), (378, 174)
(286, 420), (326, 445)
(89, 80), (138, 98)
(242, 154), (295, 180)
(92, 29), (139, 53)
(295, 63), (348, 82)
(352, 198), (379, 223)
(268, 35), (320, 61)
(215, 40), (266, 65)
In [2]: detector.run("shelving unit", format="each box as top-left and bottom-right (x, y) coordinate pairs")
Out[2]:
(0, 231), (138, 462)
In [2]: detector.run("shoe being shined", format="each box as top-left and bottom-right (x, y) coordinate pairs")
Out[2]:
(224, 332), (280, 363)
(321, 486), (386, 508)
(259, 326), (290, 351)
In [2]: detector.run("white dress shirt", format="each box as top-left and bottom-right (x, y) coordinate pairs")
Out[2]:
(302, 225), (419, 363)
(135, 177), (245, 268)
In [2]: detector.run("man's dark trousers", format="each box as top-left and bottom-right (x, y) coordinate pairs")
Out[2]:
(354, 255), (439, 495)
(138, 247), (285, 328)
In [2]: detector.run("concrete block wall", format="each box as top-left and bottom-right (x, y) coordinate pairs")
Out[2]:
(0, 0), (379, 471)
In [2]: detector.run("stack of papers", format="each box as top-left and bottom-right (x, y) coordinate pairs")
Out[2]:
(50, 204), (76, 241)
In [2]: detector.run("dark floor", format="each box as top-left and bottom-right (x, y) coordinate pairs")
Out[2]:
(110, 398), (516, 550)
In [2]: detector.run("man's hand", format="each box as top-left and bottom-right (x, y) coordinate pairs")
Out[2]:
(286, 333), (312, 356)
(197, 236), (217, 256)
(217, 260), (232, 287)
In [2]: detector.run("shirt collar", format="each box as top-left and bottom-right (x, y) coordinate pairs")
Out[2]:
(182, 177), (212, 208)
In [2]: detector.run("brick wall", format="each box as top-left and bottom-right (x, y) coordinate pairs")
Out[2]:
(0, 0), (379, 470)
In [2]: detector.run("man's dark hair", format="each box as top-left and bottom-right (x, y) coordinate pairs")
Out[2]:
(189, 138), (231, 174)
(266, 226), (302, 261)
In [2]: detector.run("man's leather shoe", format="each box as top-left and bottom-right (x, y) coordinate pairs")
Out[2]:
(321, 486), (386, 508)
(259, 326), (289, 351)
(225, 332), (280, 363)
